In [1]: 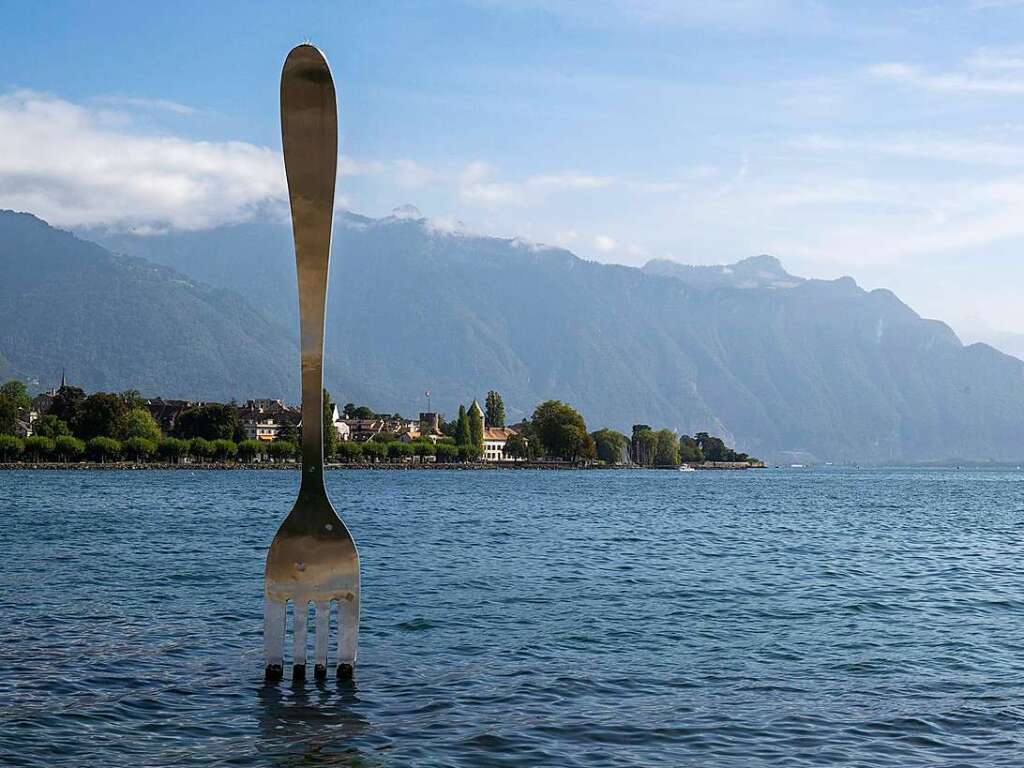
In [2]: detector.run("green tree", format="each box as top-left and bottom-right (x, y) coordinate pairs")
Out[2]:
(122, 408), (162, 442)
(412, 441), (435, 461)
(457, 443), (482, 462)
(387, 442), (414, 462)
(49, 386), (85, 425)
(189, 437), (214, 463)
(485, 391), (505, 427)
(210, 439), (237, 461)
(0, 434), (24, 461)
(0, 380), (30, 435)
(454, 404), (471, 446)
(322, 388), (338, 459)
(0, 397), (17, 435)
(0, 380), (30, 411)
(267, 441), (296, 462)
(119, 389), (145, 410)
(695, 432), (728, 462)
(371, 431), (398, 443)
(469, 403), (484, 448)
(504, 432), (529, 461)
(158, 437), (189, 464)
(277, 421), (299, 444)
(335, 441), (363, 463)
(124, 437), (156, 462)
(86, 436), (121, 462)
(653, 429), (680, 466)
(631, 425), (656, 466)
(23, 435), (54, 461)
(592, 428), (629, 464)
(174, 404), (240, 441)
(237, 439), (263, 462)
(435, 442), (458, 463)
(361, 441), (386, 463)
(530, 400), (590, 460)
(343, 404), (376, 419)
(33, 414), (71, 439)
(679, 435), (704, 464)
(75, 392), (129, 440)
(54, 435), (85, 462)
(0, 381), (30, 435)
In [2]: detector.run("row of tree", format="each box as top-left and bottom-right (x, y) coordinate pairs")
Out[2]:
(614, 426), (756, 466)
(0, 381), (170, 442)
(0, 433), (503, 465)
(1, 379), (756, 466)
(0, 434), (298, 463)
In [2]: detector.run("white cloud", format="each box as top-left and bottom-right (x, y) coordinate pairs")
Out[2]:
(339, 156), (385, 177)
(529, 173), (614, 190)
(794, 133), (1024, 167)
(91, 95), (197, 115)
(869, 61), (1024, 94)
(970, 0), (1024, 8)
(458, 161), (526, 205)
(593, 234), (617, 252)
(457, 162), (683, 211)
(0, 90), (388, 231)
(477, 0), (831, 32)
(392, 159), (438, 188)
(0, 89), (284, 230)
(966, 45), (1024, 70)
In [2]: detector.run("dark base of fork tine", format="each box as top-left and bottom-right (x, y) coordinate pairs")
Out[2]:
(337, 663), (354, 681)
(265, 663), (283, 682)
(292, 664), (306, 681)
(314, 664), (327, 680)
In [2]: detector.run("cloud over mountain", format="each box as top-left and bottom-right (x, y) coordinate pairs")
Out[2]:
(0, 90), (286, 231)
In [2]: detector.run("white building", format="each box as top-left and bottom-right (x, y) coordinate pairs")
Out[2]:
(482, 426), (517, 461)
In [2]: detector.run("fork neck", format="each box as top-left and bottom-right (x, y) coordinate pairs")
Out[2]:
(297, 264), (329, 501)
(299, 352), (328, 501)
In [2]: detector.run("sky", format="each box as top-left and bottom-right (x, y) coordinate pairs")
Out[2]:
(3, 1), (1024, 334)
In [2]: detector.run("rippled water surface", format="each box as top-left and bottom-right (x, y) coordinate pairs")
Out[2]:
(2, 468), (1024, 766)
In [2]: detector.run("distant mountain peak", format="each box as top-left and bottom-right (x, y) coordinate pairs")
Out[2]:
(390, 204), (423, 220)
(642, 254), (803, 290)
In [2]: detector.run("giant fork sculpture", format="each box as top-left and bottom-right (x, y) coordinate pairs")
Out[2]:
(264, 44), (360, 683)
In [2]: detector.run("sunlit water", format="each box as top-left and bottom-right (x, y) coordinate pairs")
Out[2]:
(1, 468), (1023, 766)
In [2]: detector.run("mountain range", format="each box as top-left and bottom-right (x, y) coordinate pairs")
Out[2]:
(3, 207), (1024, 463)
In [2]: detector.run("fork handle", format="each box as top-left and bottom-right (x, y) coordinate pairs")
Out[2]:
(281, 45), (337, 498)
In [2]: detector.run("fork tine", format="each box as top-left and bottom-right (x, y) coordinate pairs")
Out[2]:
(314, 600), (330, 679)
(264, 597), (286, 681)
(336, 592), (359, 679)
(292, 600), (309, 680)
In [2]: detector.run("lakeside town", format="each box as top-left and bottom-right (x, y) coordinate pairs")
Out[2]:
(0, 376), (761, 469)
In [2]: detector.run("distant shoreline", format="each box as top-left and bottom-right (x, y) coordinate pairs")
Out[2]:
(0, 460), (761, 471)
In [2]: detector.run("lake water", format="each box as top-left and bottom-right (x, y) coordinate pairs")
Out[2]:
(1, 468), (1023, 766)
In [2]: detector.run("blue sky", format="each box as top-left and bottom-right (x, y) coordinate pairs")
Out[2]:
(4, 1), (1024, 335)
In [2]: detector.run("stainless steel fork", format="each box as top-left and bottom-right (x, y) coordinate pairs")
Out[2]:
(264, 44), (360, 683)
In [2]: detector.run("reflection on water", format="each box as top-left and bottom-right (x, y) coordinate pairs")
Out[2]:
(2, 467), (1024, 766)
(256, 681), (375, 767)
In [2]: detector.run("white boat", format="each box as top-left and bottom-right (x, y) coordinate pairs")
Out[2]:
(679, 464), (696, 472)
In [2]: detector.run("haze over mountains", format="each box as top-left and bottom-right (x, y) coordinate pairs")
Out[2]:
(3, 207), (1024, 463)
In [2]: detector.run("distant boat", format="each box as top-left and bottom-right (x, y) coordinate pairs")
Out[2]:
(679, 465), (696, 472)
(790, 463), (805, 468)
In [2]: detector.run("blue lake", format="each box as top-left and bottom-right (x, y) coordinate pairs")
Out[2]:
(1, 468), (1023, 766)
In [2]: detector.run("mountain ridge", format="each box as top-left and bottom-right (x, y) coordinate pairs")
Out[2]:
(0, 209), (298, 399)
(4, 208), (1024, 462)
